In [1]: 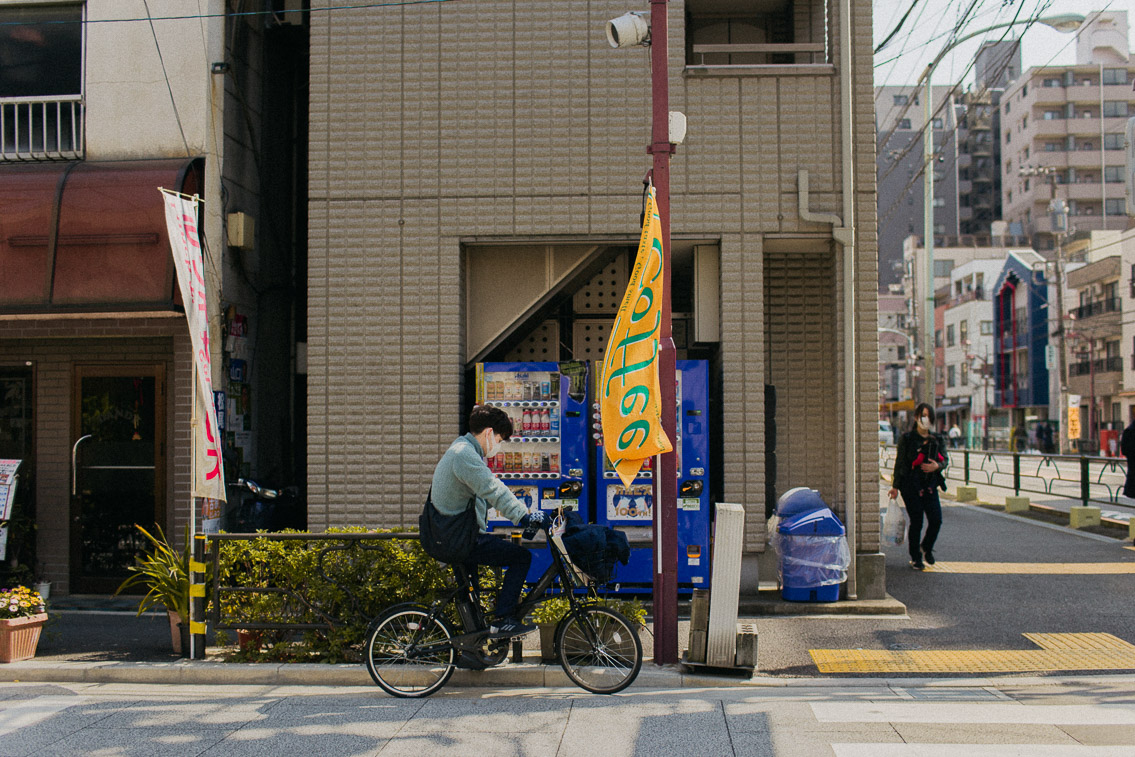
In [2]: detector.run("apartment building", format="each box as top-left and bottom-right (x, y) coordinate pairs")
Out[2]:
(1000, 11), (1133, 248)
(1065, 255), (1123, 451)
(992, 250), (1051, 446)
(956, 40), (1021, 238)
(307, 0), (884, 596)
(878, 293), (909, 415)
(901, 235), (1031, 400)
(876, 85), (959, 291)
(940, 259), (1000, 445)
(0, 3), (302, 594)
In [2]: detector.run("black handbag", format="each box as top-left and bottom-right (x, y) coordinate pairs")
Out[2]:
(418, 488), (477, 564)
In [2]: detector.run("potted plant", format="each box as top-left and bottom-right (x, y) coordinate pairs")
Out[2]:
(33, 563), (50, 602)
(530, 597), (569, 662)
(0, 586), (48, 662)
(114, 525), (196, 656)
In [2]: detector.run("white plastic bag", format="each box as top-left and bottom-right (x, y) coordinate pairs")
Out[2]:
(882, 494), (909, 547)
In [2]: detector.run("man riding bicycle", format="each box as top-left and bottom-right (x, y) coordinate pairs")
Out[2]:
(430, 405), (546, 639)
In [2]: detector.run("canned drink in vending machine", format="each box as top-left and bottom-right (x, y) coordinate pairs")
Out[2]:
(541, 380), (550, 400)
(541, 452), (550, 472)
(550, 453), (559, 472)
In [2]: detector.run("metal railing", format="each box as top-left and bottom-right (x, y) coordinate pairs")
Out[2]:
(1068, 356), (1123, 376)
(1, 95), (84, 161)
(880, 445), (1132, 508)
(1070, 298), (1121, 320)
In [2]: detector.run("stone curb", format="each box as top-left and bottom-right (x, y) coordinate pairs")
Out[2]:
(3, 660), (1134, 690)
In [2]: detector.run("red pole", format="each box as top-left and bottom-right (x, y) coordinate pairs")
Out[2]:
(648, 0), (678, 665)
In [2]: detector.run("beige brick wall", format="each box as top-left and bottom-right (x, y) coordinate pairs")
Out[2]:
(308, 0), (880, 553)
(0, 317), (191, 593)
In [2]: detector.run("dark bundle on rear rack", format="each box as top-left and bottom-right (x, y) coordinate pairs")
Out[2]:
(558, 510), (630, 584)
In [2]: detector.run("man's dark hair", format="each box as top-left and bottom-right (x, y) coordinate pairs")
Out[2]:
(469, 405), (513, 440)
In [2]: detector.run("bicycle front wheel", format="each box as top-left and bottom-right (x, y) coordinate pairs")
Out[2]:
(555, 606), (643, 694)
(364, 603), (456, 698)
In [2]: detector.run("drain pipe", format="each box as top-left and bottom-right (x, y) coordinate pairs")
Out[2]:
(795, 0), (858, 599)
(837, 0), (858, 600)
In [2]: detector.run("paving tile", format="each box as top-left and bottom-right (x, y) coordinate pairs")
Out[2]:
(403, 698), (568, 733)
(891, 722), (1080, 744)
(25, 726), (232, 757)
(563, 697), (733, 756)
(376, 731), (562, 757)
(1058, 724), (1135, 745)
(90, 698), (283, 729)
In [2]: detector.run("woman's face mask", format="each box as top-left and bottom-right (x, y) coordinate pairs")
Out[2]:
(918, 415), (931, 430)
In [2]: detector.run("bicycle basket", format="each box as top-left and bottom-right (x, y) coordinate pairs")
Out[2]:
(551, 533), (594, 588)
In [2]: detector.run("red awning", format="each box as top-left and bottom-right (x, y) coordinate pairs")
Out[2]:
(0, 158), (203, 313)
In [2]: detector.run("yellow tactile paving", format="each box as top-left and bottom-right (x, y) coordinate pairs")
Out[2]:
(929, 561), (1135, 574)
(810, 633), (1135, 674)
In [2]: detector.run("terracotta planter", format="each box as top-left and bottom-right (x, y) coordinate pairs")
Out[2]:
(167, 610), (189, 657)
(0, 614), (48, 663)
(539, 623), (557, 662)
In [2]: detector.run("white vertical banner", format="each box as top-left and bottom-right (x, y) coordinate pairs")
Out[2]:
(161, 189), (226, 502)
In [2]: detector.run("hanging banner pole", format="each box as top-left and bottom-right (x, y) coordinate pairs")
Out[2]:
(161, 188), (226, 509)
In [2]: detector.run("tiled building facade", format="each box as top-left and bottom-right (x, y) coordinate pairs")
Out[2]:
(306, 0), (883, 593)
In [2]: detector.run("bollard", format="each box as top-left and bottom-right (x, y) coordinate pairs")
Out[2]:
(687, 589), (709, 664)
(964, 450), (970, 485)
(190, 534), (207, 660)
(1013, 453), (1021, 495)
(1080, 456), (1090, 508)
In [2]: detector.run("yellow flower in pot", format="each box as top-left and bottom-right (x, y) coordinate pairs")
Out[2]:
(0, 586), (48, 663)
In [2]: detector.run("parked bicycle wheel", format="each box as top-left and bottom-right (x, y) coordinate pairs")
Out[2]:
(365, 603), (456, 698)
(555, 606), (643, 694)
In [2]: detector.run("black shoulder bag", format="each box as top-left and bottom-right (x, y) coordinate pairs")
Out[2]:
(419, 488), (478, 564)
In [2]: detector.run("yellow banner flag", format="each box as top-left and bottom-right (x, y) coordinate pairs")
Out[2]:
(599, 185), (673, 486)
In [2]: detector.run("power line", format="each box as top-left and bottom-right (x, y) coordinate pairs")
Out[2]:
(876, 0), (925, 54)
(142, 0), (190, 157)
(0, 0), (463, 27)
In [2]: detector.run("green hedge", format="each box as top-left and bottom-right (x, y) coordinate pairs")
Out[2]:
(214, 528), (500, 663)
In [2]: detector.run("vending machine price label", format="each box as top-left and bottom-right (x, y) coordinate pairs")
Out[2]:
(560, 499), (579, 509)
(688, 557), (700, 566)
(678, 498), (701, 510)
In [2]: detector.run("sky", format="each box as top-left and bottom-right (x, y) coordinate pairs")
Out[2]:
(872, 0), (1134, 90)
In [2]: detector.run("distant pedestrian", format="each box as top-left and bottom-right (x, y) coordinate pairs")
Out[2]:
(1121, 414), (1135, 499)
(888, 402), (948, 571)
(948, 423), (961, 449)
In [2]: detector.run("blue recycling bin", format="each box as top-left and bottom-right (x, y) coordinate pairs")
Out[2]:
(776, 490), (849, 602)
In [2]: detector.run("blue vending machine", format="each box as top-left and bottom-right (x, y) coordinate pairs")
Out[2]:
(592, 359), (711, 593)
(475, 362), (591, 581)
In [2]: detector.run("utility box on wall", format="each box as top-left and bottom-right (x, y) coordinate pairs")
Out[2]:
(227, 212), (255, 249)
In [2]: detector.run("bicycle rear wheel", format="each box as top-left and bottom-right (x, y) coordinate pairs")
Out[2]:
(555, 606), (643, 694)
(364, 603), (456, 698)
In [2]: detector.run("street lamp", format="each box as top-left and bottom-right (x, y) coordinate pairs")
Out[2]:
(963, 338), (994, 450)
(917, 13), (1084, 406)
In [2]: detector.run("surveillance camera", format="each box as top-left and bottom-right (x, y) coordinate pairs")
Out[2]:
(606, 11), (650, 48)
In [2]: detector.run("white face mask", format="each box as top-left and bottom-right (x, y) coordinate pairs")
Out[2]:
(918, 416), (931, 430)
(484, 433), (502, 458)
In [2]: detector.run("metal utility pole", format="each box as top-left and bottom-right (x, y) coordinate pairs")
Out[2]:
(647, 0), (679, 666)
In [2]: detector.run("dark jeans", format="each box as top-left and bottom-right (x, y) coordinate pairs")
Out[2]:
(463, 533), (532, 620)
(901, 487), (942, 561)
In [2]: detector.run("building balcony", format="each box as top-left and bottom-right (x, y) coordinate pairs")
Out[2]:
(1032, 119), (1069, 137)
(1068, 359), (1123, 398)
(1070, 298), (1120, 320)
(1, 96), (84, 162)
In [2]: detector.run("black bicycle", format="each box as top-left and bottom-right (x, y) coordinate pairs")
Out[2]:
(363, 518), (643, 697)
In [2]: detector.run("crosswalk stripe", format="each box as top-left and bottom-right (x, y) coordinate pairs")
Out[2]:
(832, 746), (1134, 757)
(0, 696), (83, 736)
(812, 702), (1135, 725)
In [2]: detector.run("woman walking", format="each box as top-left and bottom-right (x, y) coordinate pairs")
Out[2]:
(888, 403), (948, 570)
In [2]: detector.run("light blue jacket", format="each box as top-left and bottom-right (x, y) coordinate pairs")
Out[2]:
(430, 433), (528, 532)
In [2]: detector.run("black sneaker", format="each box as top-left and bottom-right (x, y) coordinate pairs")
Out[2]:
(910, 559), (925, 571)
(923, 549), (935, 566)
(489, 619), (536, 639)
